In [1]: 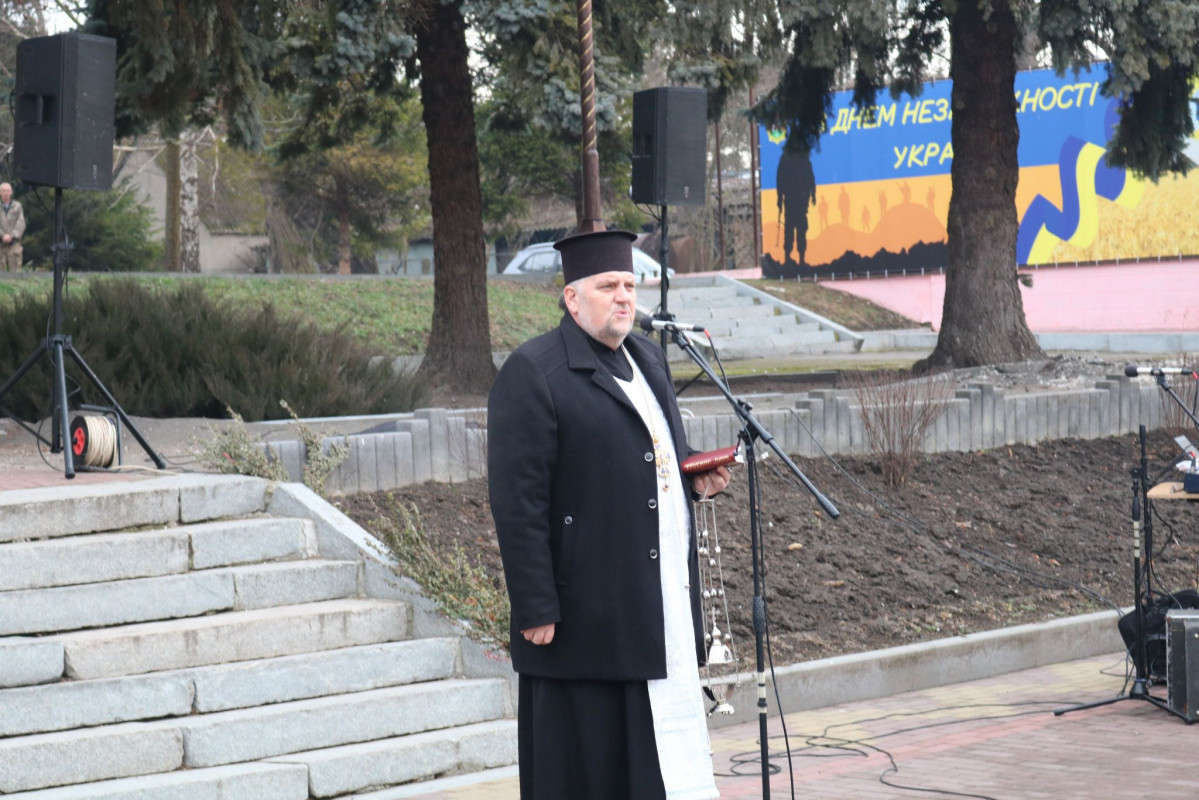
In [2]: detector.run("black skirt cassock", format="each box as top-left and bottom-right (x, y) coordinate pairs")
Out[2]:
(518, 674), (667, 800)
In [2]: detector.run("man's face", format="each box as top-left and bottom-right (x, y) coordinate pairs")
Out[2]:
(565, 270), (637, 349)
(0, 185), (12, 204)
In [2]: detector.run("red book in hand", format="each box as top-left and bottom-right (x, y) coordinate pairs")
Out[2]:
(680, 443), (743, 475)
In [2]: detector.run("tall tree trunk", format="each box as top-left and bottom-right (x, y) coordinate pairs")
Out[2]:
(164, 138), (181, 271)
(179, 129), (201, 273)
(335, 166), (352, 274)
(415, 0), (495, 391)
(916, 0), (1042, 373)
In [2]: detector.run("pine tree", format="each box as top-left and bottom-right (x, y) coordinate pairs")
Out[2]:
(85, 0), (498, 391)
(755, 0), (1199, 371)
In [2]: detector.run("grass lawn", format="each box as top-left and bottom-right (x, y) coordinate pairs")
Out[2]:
(745, 278), (918, 331)
(0, 274), (564, 356)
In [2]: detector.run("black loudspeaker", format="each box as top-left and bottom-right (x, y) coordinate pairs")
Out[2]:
(1167, 609), (1199, 722)
(631, 86), (707, 206)
(14, 32), (116, 191)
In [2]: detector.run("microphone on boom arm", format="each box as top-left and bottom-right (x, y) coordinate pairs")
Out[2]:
(639, 316), (707, 334)
(1124, 365), (1198, 379)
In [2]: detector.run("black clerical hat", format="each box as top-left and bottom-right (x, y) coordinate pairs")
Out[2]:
(554, 229), (637, 285)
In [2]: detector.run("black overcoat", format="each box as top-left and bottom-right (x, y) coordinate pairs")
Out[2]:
(488, 313), (705, 681)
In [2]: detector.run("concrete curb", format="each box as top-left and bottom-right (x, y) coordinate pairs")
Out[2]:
(860, 328), (1199, 354)
(345, 607), (1129, 796)
(249, 371), (1169, 498)
(708, 606), (1126, 728)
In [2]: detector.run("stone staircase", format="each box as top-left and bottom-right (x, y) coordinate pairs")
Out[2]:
(647, 274), (864, 362)
(0, 475), (516, 798)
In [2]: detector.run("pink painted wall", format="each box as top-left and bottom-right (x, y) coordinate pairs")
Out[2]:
(819, 260), (1199, 331)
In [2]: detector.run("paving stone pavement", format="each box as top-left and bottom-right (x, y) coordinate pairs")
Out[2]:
(0, 464), (152, 490)
(394, 652), (1198, 799)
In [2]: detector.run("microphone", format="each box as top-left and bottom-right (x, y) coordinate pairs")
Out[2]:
(640, 316), (707, 334)
(1124, 364), (1196, 378)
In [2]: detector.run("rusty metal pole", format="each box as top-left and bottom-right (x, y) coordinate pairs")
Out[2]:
(576, 0), (605, 233)
(715, 119), (726, 269)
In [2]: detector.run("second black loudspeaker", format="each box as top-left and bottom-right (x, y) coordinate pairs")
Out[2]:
(14, 32), (116, 191)
(631, 87), (707, 207)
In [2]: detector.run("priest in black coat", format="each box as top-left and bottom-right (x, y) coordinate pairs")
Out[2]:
(488, 229), (730, 800)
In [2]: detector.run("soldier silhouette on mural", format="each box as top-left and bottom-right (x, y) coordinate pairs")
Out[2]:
(776, 146), (818, 268)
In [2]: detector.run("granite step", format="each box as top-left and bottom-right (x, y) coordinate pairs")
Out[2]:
(0, 723), (184, 794)
(703, 317), (801, 337)
(187, 516), (314, 569)
(0, 671), (193, 738)
(0, 530), (190, 592)
(188, 638), (460, 713)
(172, 679), (510, 767)
(668, 286), (745, 304)
(268, 719), (518, 798)
(57, 598), (411, 680)
(0, 475), (268, 544)
(0, 639), (459, 737)
(0, 637), (65, 689)
(0, 560), (359, 635)
(0, 517), (314, 594)
(2, 763), (309, 800)
(694, 302), (774, 318)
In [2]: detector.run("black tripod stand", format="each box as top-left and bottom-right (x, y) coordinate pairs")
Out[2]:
(0, 187), (164, 479)
(656, 319), (841, 797)
(1054, 424), (1190, 722)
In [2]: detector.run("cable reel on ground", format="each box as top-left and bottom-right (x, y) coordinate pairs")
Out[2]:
(70, 412), (119, 468)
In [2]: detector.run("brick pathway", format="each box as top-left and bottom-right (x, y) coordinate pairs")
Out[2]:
(0, 464), (151, 491)
(399, 652), (1198, 799)
(0, 465), (149, 491)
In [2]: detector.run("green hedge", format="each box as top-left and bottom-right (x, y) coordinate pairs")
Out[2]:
(0, 278), (425, 421)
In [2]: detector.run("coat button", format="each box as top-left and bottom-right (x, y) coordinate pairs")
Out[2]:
(648, 499), (657, 509)
(644, 452), (654, 462)
(564, 516), (573, 525)
(649, 549), (659, 559)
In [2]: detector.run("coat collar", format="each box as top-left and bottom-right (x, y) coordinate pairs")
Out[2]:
(559, 313), (680, 444)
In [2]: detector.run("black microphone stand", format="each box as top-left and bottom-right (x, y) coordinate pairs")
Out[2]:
(657, 203), (670, 351)
(1054, 424), (1189, 722)
(657, 320), (840, 797)
(0, 187), (165, 478)
(1153, 370), (1199, 429)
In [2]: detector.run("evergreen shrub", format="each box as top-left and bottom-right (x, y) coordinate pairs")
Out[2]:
(0, 278), (426, 421)
(21, 179), (162, 272)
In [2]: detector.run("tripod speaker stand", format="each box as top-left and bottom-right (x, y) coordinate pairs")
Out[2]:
(0, 188), (166, 478)
(0, 32), (164, 478)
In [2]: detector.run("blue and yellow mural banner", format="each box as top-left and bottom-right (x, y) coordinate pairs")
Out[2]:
(759, 63), (1198, 278)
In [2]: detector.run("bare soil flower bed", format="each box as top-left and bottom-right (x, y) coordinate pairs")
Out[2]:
(341, 428), (1199, 666)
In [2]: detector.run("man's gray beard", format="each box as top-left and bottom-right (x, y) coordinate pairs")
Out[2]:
(600, 320), (631, 347)
(577, 303), (632, 349)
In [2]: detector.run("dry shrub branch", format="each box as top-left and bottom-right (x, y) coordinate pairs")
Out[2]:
(852, 371), (955, 487)
(1157, 355), (1199, 437)
(366, 496), (510, 647)
(196, 400), (347, 496)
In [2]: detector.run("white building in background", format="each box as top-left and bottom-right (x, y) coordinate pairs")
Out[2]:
(118, 147), (269, 274)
